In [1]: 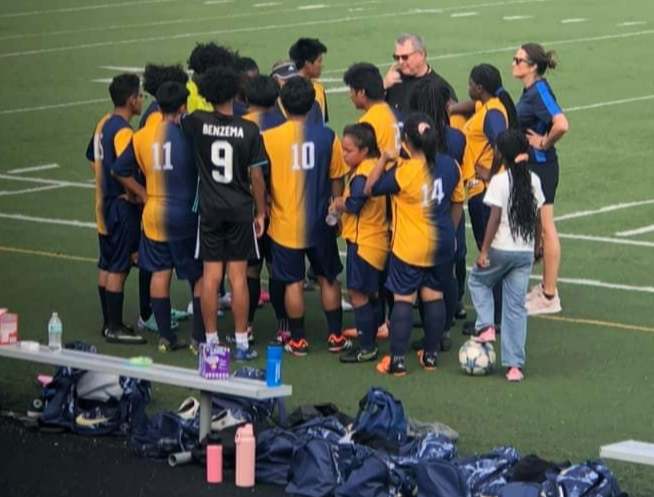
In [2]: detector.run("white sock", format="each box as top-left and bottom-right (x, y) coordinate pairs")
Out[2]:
(235, 331), (249, 349)
(205, 332), (218, 344)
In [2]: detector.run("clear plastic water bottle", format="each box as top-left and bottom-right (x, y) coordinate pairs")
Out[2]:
(48, 312), (63, 351)
(325, 208), (339, 227)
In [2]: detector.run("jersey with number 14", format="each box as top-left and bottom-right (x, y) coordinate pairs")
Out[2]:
(180, 111), (268, 223)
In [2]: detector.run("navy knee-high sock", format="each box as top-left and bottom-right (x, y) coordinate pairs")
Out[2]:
(354, 303), (375, 350)
(423, 300), (446, 355)
(325, 307), (343, 337)
(98, 286), (108, 329)
(151, 298), (173, 341)
(139, 270), (152, 320)
(192, 297), (205, 342)
(269, 279), (288, 330)
(389, 301), (413, 357)
(247, 277), (261, 325)
(370, 296), (383, 329)
(105, 290), (124, 331)
(289, 317), (305, 342)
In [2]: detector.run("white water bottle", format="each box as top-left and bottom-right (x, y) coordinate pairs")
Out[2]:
(325, 208), (339, 227)
(48, 312), (63, 351)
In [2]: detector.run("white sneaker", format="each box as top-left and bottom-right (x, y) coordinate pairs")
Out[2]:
(525, 283), (543, 303)
(526, 292), (562, 315)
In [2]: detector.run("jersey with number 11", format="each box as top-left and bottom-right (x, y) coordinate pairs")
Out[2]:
(181, 111), (268, 223)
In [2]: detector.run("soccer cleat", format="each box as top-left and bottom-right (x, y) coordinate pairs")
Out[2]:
(104, 327), (147, 344)
(417, 350), (438, 371)
(506, 367), (524, 382)
(327, 334), (352, 353)
(526, 292), (562, 316)
(226, 328), (255, 344)
(138, 314), (179, 333)
(171, 308), (190, 321)
(176, 397), (200, 420)
(376, 355), (407, 377)
(440, 331), (452, 352)
(275, 329), (291, 345)
(234, 347), (259, 362)
(258, 289), (271, 306)
(339, 346), (378, 364)
(284, 339), (309, 357)
(462, 320), (475, 335)
(472, 326), (496, 344)
(158, 336), (188, 353)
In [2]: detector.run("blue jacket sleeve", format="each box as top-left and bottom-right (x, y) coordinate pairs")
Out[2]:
(371, 166), (401, 196)
(483, 109), (507, 147)
(345, 176), (368, 214)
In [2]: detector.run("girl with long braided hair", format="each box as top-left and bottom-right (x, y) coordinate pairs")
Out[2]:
(467, 129), (545, 382)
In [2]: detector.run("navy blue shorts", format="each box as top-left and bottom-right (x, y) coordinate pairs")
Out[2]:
(271, 237), (343, 284)
(529, 159), (559, 204)
(138, 235), (202, 282)
(346, 242), (380, 294)
(98, 199), (140, 273)
(248, 230), (272, 267)
(386, 254), (448, 296)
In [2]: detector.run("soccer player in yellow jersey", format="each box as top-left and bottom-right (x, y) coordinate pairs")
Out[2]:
(85, 74), (146, 345)
(365, 114), (454, 376)
(264, 77), (349, 357)
(329, 124), (390, 364)
(186, 43), (237, 113)
(289, 38), (329, 123)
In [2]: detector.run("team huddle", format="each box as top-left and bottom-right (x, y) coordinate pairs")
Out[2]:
(87, 33), (568, 381)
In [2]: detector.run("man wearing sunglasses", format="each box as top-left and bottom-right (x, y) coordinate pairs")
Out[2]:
(384, 33), (457, 119)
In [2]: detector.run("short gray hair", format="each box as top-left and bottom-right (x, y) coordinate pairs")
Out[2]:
(396, 33), (426, 53)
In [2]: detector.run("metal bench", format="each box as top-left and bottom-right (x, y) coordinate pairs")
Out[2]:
(600, 440), (654, 467)
(0, 343), (292, 440)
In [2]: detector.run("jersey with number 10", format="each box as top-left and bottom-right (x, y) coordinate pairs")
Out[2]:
(264, 121), (348, 249)
(180, 111), (268, 223)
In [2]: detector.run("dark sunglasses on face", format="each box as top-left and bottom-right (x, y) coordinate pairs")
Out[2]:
(393, 50), (417, 62)
(512, 57), (532, 65)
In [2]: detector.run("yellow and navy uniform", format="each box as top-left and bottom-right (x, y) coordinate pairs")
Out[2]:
(86, 114), (134, 235)
(138, 100), (163, 130)
(264, 120), (348, 249)
(274, 97), (324, 126)
(186, 80), (213, 113)
(312, 79), (329, 123)
(461, 98), (507, 198)
(243, 109), (286, 133)
(341, 158), (389, 271)
(431, 154), (465, 265)
(359, 102), (401, 155)
(114, 121), (198, 242)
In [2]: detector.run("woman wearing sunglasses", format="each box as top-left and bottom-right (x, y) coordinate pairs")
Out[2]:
(512, 43), (569, 316)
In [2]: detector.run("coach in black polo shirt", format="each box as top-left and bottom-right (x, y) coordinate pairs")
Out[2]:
(383, 33), (457, 118)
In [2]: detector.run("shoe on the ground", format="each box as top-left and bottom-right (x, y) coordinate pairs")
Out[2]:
(226, 329), (255, 344)
(327, 333), (352, 353)
(189, 339), (200, 356)
(218, 292), (232, 309)
(472, 325), (496, 343)
(171, 308), (190, 321)
(417, 350), (438, 371)
(138, 314), (179, 333)
(411, 337), (425, 351)
(284, 339), (309, 357)
(104, 327), (146, 344)
(234, 346), (258, 362)
(525, 283), (544, 303)
(158, 336), (188, 352)
(462, 320), (475, 335)
(27, 398), (45, 419)
(275, 330), (291, 345)
(176, 397), (200, 420)
(339, 346), (378, 364)
(211, 409), (245, 431)
(455, 303), (467, 320)
(376, 355), (407, 377)
(258, 289), (270, 306)
(341, 298), (353, 312)
(506, 367), (524, 382)
(526, 292), (562, 316)
(440, 331), (452, 352)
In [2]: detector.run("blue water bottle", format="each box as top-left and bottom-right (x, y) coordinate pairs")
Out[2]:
(266, 344), (282, 387)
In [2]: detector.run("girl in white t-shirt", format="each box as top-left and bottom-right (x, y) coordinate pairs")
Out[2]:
(467, 129), (545, 382)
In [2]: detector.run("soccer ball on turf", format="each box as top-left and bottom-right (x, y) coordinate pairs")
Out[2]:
(458, 339), (496, 376)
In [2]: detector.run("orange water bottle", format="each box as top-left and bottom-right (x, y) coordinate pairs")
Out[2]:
(235, 423), (255, 487)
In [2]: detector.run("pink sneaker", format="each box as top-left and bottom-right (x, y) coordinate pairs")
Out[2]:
(258, 289), (270, 306)
(472, 325), (496, 343)
(525, 291), (562, 316)
(506, 367), (524, 382)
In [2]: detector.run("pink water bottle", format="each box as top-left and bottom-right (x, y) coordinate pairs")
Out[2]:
(206, 434), (223, 484)
(235, 423), (256, 487)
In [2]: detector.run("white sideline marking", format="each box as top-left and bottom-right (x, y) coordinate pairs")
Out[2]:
(325, 86), (348, 94)
(451, 12), (478, 17)
(409, 8), (443, 14)
(0, 0), (194, 18)
(7, 164), (59, 175)
(253, 2), (281, 6)
(553, 276), (654, 295)
(554, 199), (654, 222)
(0, 99), (106, 115)
(298, 4), (328, 10)
(0, 174), (94, 189)
(0, 213), (96, 229)
(561, 18), (587, 24)
(615, 225), (654, 237)
(91, 79), (113, 84)
(618, 21), (646, 27)
(564, 94), (654, 112)
(0, 185), (66, 197)
(558, 233), (654, 249)
(98, 65), (145, 72)
(205, 0), (234, 4)
(504, 15), (532, 20)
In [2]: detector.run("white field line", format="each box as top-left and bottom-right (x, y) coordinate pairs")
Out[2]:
(561, 18), (587, 24)
(615, 225), (654, 237)
(0, 174), (94, 189)
(0, 0), (547, 58)
(451, 12), (479, 17)
(554, 199), (654, 222)
(205, 0), (234, 4)
(0, 0), (383, 42)
(298, 4), (328, 10)
(0, 0), (198, 19)
(0, 213), (96, 229)
(553, 277), (654, 295)
(564, 94), (654, 112)
(98, 65), (145, 73)
(7, 164), (59, 175)
(325, 86), (348, 94)
(253, 2), (282, 6)
(618, 21), (646, 27)
(504, 15), (532, 20)
(0, 185), (67, 197)
(558, 233), (654, 248)
(0, 99), (106, 116)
